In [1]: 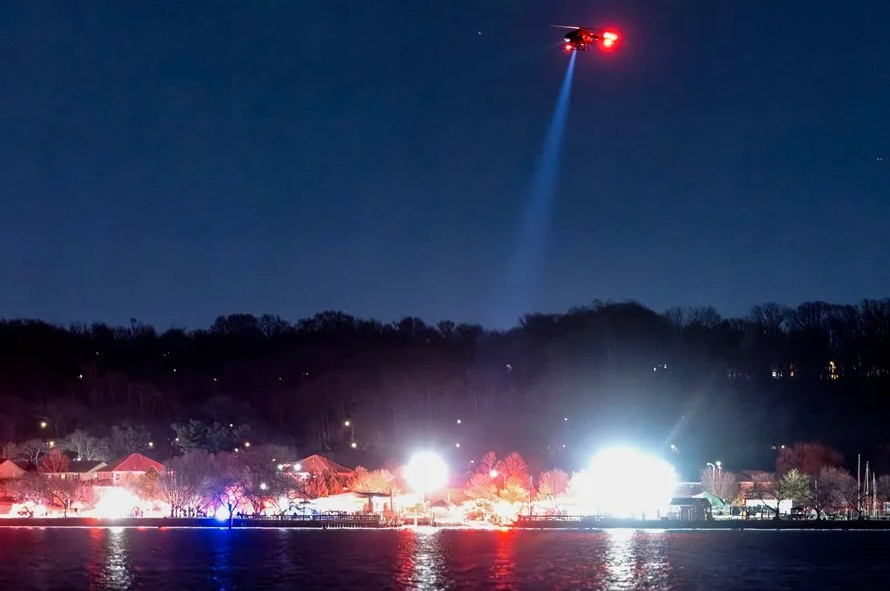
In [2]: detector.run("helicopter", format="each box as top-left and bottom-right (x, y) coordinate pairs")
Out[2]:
(552, 25), (619, 52)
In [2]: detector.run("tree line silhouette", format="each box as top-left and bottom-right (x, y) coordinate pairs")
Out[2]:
(1, 298), (889, 474)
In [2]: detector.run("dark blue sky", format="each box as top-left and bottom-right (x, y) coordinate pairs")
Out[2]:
(1, 1), (887, 329)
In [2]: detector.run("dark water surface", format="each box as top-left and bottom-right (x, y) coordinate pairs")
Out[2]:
(0, 527), (886, 590)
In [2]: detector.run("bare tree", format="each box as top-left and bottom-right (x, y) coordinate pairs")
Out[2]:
(700, 469), (739, 502)
(536, 469), (569, 504)
(232, 446), (295, 516)
(209, 452), (248, 528)
(16, 439), (49, 466)
(748, 469), (809, 519)
(7, 473), (51, 515)
(160, 450), (213, 517)
(109, 424), (152, 458)
(807, 467), (846, 519)
(495, 452), (529, 484)
(350, 467), (398, 513)
(479, 451), (498, 475)
(748, 302), (790, 341)
(46, 478), (91, 517)
(38, 448), (70, 474)
(776, 442), (842, 476)
(499, 477), (529, 506)
(61, 430), (109, 461)
(464, 473), (497, 501)
(823, 467), (865, 519)
(876, 474), (890, 512)
(351, 467), (398, 495)
(133, 467), (162, 503)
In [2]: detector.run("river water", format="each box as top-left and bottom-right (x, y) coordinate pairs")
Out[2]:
(0, 527), (886, 590)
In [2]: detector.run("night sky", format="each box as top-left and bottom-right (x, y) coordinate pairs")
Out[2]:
(2, 1), (887, 329)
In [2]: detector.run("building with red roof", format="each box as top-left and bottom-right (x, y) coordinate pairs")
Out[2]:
(282, 454), (354, 477)
(0, 459), (26, 480)
(95, 453), (164, 486)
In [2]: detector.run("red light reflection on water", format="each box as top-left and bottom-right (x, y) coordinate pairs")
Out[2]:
(393, 528), (418, 588)
(491, 529), (517, 589)
(85, 527), (105, 587)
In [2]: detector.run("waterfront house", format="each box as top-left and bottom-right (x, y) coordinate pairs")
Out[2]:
(43, 460), (107, 482)
(0, 459), (26, 480)
(668, 497), (712, 520)
(291, 454), (354, 478)
(95, 453), (164, 485)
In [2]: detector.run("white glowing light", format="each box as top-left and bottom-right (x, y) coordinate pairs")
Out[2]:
(215, 505), (229, 521)
(585, 446), (676, 519)
(95, 488), (140, 519)
(404, 451), (448, 494)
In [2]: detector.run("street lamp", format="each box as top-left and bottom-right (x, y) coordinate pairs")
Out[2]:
(706, 462), (717, 481)
(39, 421), (48, 430)
(344, 420), (351, 427)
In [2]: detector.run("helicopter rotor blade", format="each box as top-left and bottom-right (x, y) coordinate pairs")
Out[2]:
(550, 25), (582, 30)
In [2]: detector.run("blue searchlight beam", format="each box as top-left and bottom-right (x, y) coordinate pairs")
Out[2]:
(496, 52), (577, 326)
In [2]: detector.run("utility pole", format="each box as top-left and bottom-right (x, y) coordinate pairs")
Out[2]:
(857, 454), (862, 514)
(528, 475), (533, 518)
(866, 461), (870, 517)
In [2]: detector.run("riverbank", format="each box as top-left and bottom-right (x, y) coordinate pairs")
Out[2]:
(514, 516), (890, 530)
(0, 515), (388, 528)
(4, 516), (890, 530)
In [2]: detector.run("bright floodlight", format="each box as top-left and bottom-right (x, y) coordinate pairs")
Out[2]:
(404, 451), (448, 494)
(586, 446), (676, 519)
(95, 488), (139, 519)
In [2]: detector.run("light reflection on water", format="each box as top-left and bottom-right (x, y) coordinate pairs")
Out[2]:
(3, 527), (890, 590)
(394, 527), (449, 590)
(604, 529), (672, 590)
(210, 527), (237, 591)
(490, 529), (517, 590)
(85, 527), (134, 591)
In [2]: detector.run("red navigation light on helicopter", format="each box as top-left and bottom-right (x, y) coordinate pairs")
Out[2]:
(553, 25), (621, 54)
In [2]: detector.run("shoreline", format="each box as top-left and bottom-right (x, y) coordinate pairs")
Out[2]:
(513, 517), (890, 531)
(4, 517), (890, 530)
